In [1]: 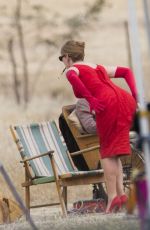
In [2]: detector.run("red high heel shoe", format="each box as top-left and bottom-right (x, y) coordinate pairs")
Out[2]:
(105, 196), (121, 213)
(120, 194), (128, 209)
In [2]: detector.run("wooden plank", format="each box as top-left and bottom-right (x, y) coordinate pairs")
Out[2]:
(62, 106), (100, 170)
(60, 175), (105, 186)
(30, 203), (60, 209)
(66, 151), (77, 170)
(70, 145), (100, 156)
(25, 170), (30, 220)
(22, 181), (32, 187)
(77, 133), (96, 138)
(59, 172), (72, 178)
(60, 169), (104, 179)
(24, 162), (33, 179)
(62, 187), (67, 209)
(50, 154), (67, 217)
(20, 151), (54, 163)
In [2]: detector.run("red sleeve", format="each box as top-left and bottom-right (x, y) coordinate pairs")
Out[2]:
(66, 70), (105, 113)
(115, 67), (138, 101)
(66, 70), (83, 98)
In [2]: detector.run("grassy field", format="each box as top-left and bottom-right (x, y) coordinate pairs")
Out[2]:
(0, 0), (149, 229)
(0, 210), (140, 230)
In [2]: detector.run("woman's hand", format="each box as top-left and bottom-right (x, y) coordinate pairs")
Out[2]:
(89, 97), (105, 114)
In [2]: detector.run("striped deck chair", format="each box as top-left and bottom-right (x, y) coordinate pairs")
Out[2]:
(10, 121), (104, 217)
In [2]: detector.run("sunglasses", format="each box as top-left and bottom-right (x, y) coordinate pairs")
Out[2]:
(59, 54), (65, 61)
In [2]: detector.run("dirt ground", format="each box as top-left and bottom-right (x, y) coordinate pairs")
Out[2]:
(0, 207), (141, 230)
(0, 0), (149, 229)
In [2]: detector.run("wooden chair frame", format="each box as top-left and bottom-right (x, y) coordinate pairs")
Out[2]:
(10, 124), (104, 217)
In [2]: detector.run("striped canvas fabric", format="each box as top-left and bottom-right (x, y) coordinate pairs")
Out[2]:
(15, 121), (74, 177)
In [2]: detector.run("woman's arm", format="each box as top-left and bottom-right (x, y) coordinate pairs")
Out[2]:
(104, 66), (138, 101)
(66, 69), (105, 113)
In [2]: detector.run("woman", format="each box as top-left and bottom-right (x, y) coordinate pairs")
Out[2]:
(59, 40), (137, 213)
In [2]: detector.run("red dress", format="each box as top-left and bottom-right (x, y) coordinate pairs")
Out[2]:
(66, 63), (136, 159)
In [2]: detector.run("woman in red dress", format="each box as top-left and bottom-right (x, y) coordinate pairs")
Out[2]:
(59, 40), (137, 213)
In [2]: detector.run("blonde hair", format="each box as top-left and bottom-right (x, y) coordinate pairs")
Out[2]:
(61, 40), (85, 62)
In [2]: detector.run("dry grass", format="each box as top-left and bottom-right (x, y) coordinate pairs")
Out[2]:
(0, 208), (140, 230)
(0, 0), (149, 228)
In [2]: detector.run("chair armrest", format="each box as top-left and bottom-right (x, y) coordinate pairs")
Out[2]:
(62, 104), (76, 114)
(77, 133), (97, 138)
(70, 145), (100, 156)
(20, 150), (54, 163)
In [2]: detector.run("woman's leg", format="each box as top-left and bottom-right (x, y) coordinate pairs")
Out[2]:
(101, 157), (118, 211)
(116, 158), (128, 209)
(116, 158), (124, 196)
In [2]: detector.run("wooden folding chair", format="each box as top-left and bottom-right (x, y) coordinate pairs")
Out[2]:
(10, 121), (104, 217)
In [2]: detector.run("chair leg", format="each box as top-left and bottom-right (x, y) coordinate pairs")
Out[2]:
(50, 155), (67, 217)
(25, 186), (30, 220)
(55, 183), (67, 217)
(62, 187), (67, 210)
(25, 168), (31, 220)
